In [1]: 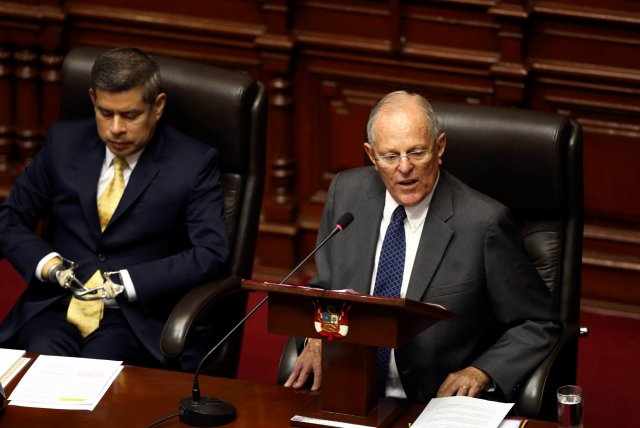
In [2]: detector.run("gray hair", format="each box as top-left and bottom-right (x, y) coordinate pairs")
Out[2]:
(366, 90), (440, 147)
(90, 47), (162, 106)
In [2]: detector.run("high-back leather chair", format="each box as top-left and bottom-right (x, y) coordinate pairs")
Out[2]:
(433, 102), (583, 420)
(60, 46), (266, 377)
(278, 101), (583, 421)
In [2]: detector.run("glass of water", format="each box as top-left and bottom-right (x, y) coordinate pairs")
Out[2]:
(557, 385), (584, 428)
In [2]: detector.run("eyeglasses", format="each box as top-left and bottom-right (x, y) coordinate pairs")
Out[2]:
(374, 149), (431, 166)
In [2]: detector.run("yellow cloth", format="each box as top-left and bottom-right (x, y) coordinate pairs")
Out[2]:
(97, 156), (127, 232)
(67, 157), (127, 337)
(67, 270), (104, 338)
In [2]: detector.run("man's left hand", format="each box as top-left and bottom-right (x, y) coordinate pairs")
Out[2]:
(102, 279), (125, 299)
(436, 366), (491, 398)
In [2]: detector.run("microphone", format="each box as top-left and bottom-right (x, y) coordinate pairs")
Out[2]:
(280, 211), (353, 285)
(179, 212), (354, 427)
(1, 382), (5, 415)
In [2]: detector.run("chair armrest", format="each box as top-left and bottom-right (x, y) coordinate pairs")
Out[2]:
(160, 275), (243, 358)
(515, 323), (580, 420)
(277, 336), (300, 385)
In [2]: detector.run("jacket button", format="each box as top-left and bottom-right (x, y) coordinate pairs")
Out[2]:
(97, 254), (106, 262)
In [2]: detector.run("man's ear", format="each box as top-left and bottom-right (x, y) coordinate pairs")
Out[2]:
(364, 143), (378, 169)
(436, 133), (446, 165)
(89, 88), (96, 105)
(154, 93), (167, 119)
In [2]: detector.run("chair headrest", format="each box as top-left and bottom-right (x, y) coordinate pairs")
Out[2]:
(60, 46), (261, 175)
(433, 102), (578, 219)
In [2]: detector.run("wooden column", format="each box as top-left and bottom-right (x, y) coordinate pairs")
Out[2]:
(0, 45), (14, 194)
(40, 52), (64, 132)
(255, 0), (300, 269)
(258, 0), (297, 225)
(489, 0), (530, 106)
(14, 48), (42, 168)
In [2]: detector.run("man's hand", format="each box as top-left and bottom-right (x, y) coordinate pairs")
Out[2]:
(42, 257), (64, 281)
(43, 257), (79, 291)
(102, 279), (125, 299)
(102, 272), (126, 299)
(436, 366), (491, 398)
(284, 338), (322, 391)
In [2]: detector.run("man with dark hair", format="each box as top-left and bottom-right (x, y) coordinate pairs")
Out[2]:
(0, 47), (229, 369)
(285, 91), (560, 403)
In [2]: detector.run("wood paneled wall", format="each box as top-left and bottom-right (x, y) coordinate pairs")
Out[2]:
(1, 0), (639, 311)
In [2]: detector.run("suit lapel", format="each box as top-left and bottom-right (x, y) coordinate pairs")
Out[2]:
(77, 136), (105, 240)
(405, 172), (454, 301)
(351, 175), (385, 294)
(107, 132), (162, 228)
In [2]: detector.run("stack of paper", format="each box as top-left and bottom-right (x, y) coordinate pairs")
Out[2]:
(0, 348), (29, 387)
(412, 396), (516, 428)
(8, 355), (123, 411)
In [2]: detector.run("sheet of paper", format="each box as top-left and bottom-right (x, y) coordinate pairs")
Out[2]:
(291, 415), (373, 428)
(8, 355), (123, 411)
(0, 357), (30, 387)
(0, 348), (27, 385)
(498, 419), (524, 428)
(411, 396), (514, 428)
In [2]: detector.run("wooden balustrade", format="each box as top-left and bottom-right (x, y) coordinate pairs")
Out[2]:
(0, 0), (639, 312)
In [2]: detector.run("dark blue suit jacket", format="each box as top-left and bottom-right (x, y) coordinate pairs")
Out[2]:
(312, 166), (560, 402)
(0, 118), (229, 367)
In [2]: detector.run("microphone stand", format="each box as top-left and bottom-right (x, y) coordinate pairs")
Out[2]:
(179, 213), (354, 426)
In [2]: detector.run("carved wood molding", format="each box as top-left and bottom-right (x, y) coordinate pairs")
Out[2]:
(534, 1), (640, 25)
(583, 251), (640, 272)
(0, 1), (64, 24)
(66, 3), (264, 40)
(531, 60), (640, 86)
(585, 224), (640, 246)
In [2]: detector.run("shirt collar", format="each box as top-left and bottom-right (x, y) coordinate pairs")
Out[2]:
(104, 147), (144, 170)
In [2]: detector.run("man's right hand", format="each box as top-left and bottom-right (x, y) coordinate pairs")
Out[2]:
(42, 256), (64, 281)
(283, 338), (322, 391)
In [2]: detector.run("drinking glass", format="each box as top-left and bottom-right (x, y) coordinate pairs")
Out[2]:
(557, 385), (584, 428)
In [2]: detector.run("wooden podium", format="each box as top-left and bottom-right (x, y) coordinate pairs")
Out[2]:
(242, 280), (456, 428)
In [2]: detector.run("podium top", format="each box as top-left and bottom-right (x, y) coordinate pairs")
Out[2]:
(242, 280), (456, 347)
(242, 280), (456, 320)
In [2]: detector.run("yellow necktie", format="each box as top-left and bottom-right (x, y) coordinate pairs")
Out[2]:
(67, 270), (104, 338)
(67, 157), (127, 337)
(97, 156), (127, 232)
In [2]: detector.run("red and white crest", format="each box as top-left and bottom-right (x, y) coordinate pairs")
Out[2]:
(313, 300), (351, 342)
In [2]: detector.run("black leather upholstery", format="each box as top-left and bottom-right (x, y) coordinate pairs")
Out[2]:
(60, 46), (266, 377)
(278, 101), (583, 421)
(433, 102), (583, 420)
(434, 102), (583, 319)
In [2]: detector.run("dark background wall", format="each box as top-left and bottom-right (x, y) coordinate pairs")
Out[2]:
(1, 0), (639, 313)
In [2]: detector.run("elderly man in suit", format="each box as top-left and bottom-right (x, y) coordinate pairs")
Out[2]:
(285, 91), (560, 402)
(0, 47), (228, 369)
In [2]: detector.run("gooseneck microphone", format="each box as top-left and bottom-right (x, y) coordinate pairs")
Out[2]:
(178, 212), (354, 427)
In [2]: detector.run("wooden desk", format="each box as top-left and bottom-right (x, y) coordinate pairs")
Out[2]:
(1, 357), (555, 427)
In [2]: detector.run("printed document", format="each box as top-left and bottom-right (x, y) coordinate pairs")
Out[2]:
(412, 396), (514, 428)
(8, 355), (123, 411)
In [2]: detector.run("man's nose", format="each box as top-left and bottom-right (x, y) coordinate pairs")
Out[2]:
(397, 155), (413, 173)
(110, 115), (126, 134)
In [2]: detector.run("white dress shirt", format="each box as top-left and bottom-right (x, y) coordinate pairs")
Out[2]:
(36, 147), (144, 305)
(369, 174), (439, 398)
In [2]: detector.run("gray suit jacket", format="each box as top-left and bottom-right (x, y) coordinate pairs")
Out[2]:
(311, 166), (560, 402)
